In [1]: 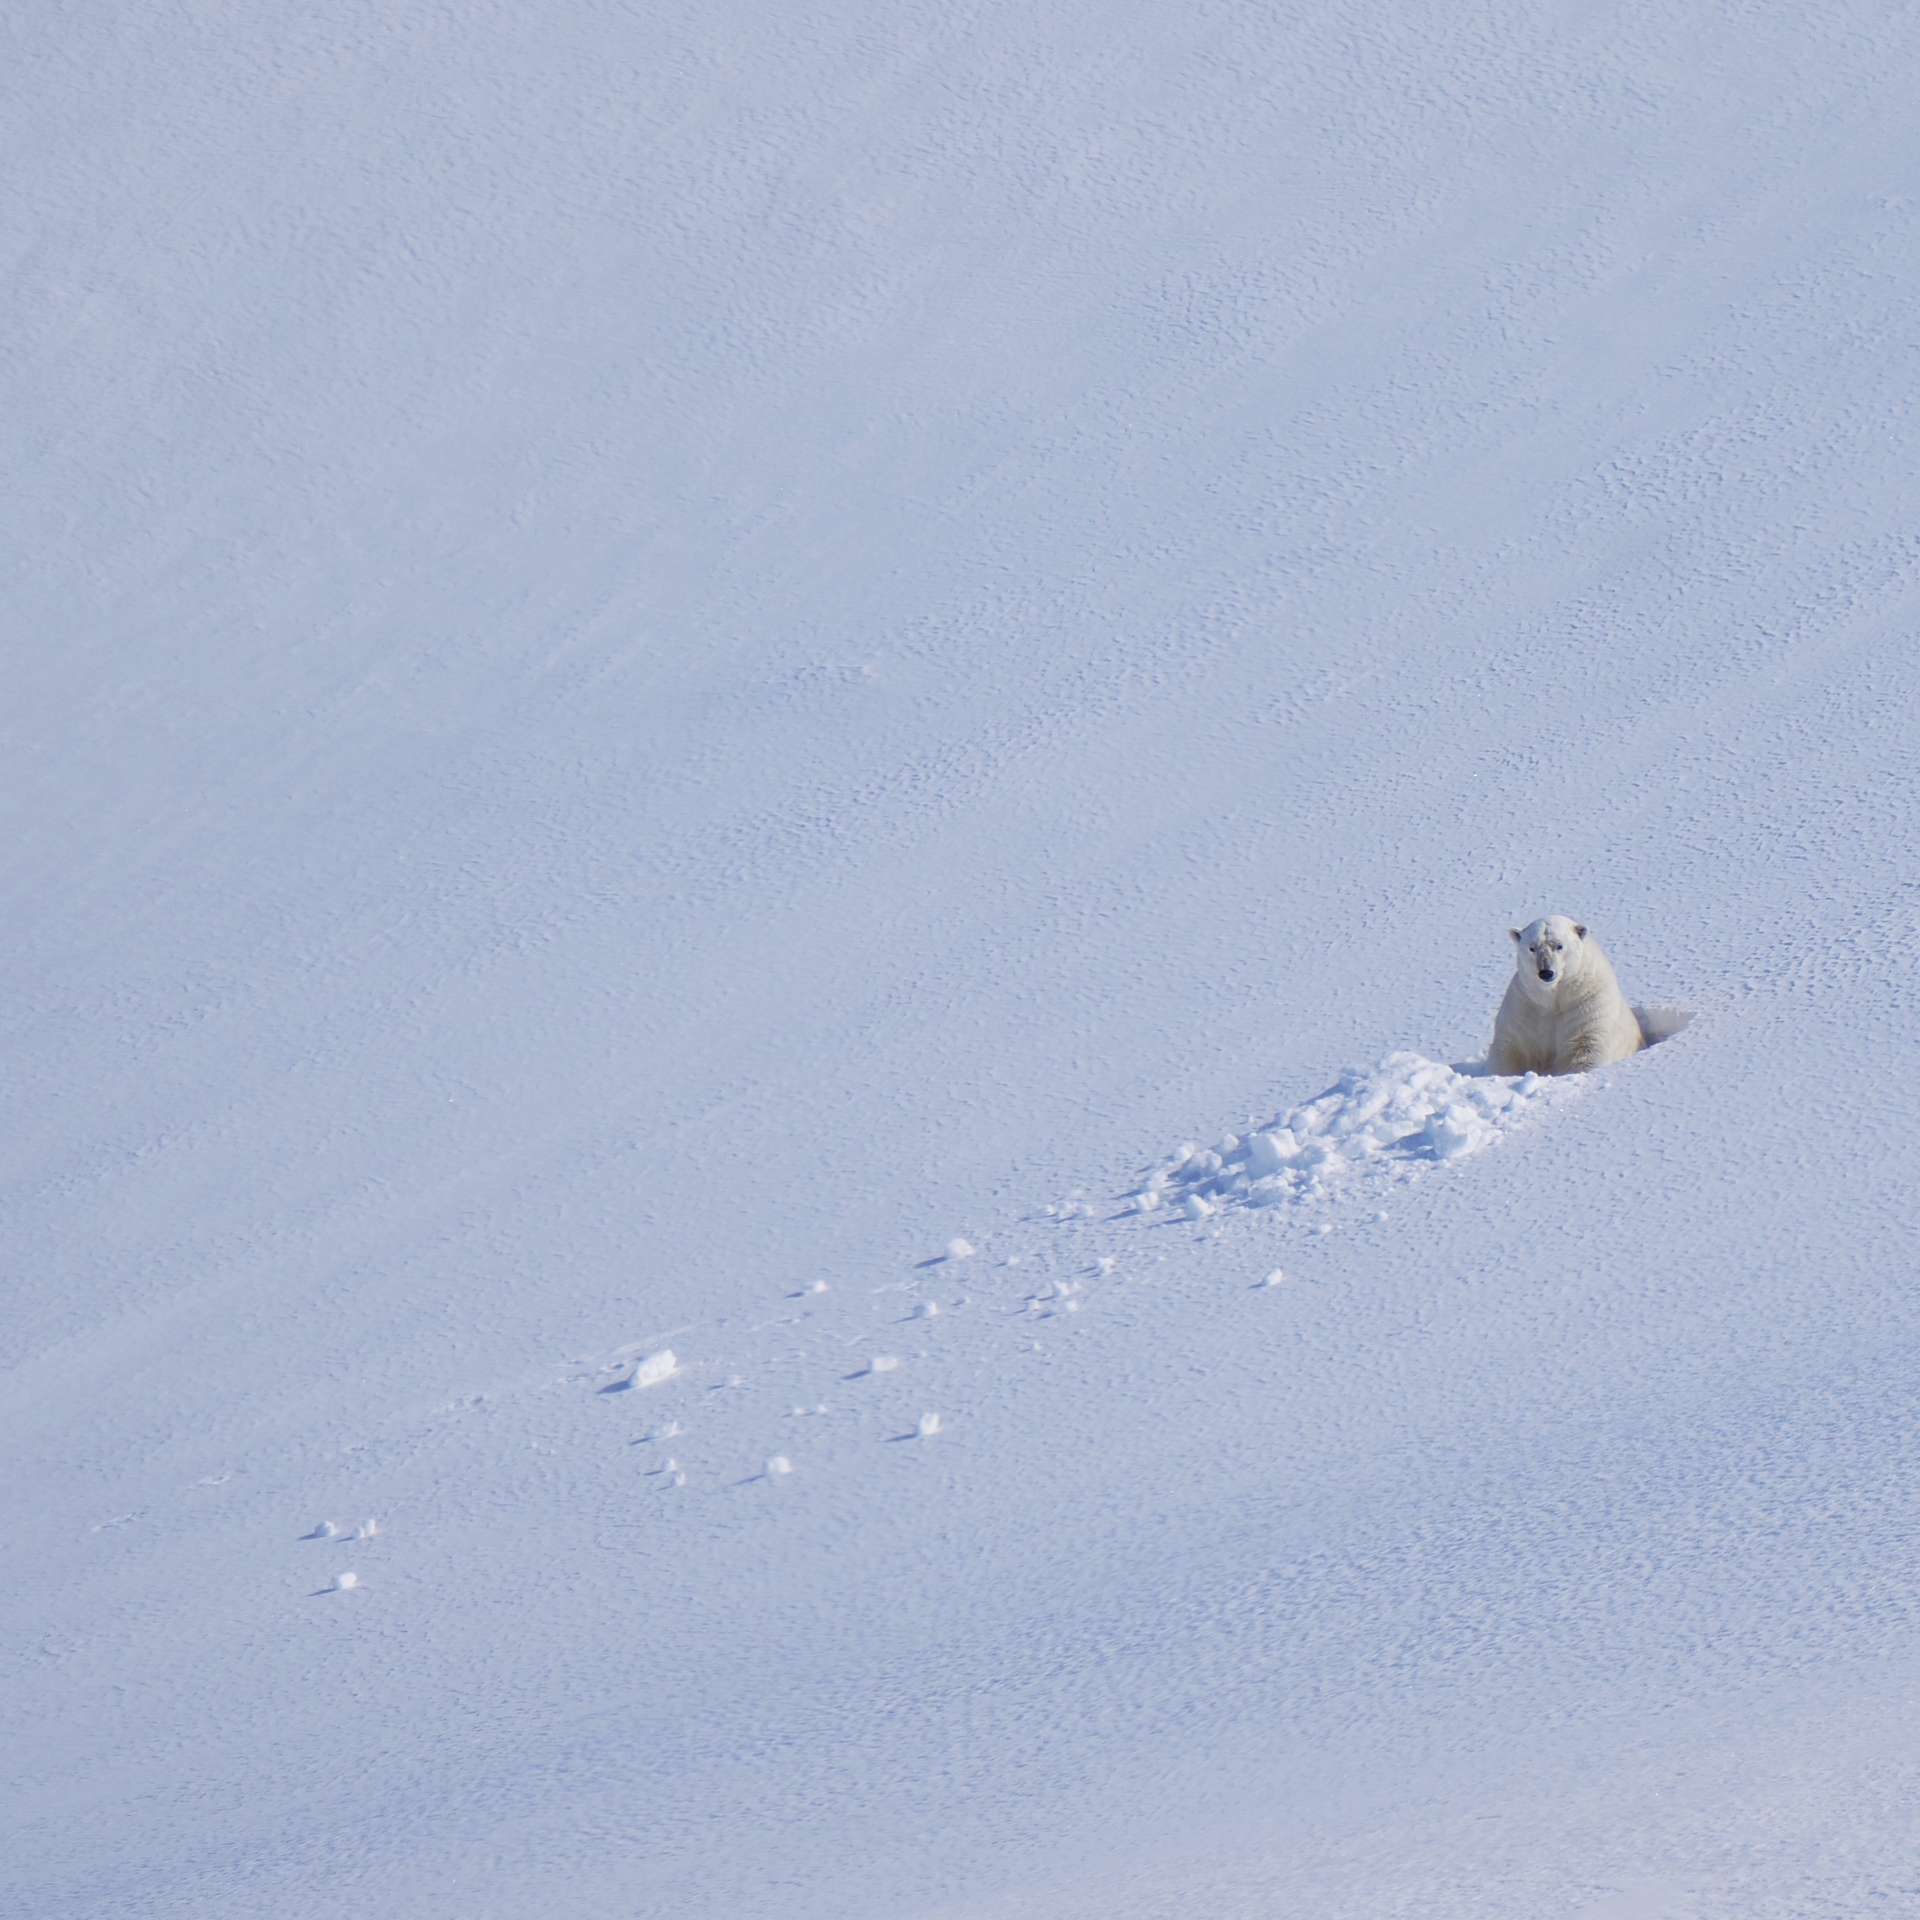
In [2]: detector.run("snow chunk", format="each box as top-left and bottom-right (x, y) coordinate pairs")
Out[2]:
(632, 1349), (677, 1389)
(868, 1354), (901, 1374)
(765, 1455), (793, 1477)
(917, 1411), (941, 1437)
(946, 1238), (975, 1260)
(333, 1571), (359, 1592)
(1245, 1130), (1296, 1177)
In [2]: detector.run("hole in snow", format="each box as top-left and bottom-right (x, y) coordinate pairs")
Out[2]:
(1633, 1005), (1694, 1047)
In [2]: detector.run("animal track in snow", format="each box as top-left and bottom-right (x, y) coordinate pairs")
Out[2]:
(462, 1047), (1615, 1523)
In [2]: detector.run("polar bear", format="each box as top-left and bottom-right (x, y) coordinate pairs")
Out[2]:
(1489, 916), (1643, 1076)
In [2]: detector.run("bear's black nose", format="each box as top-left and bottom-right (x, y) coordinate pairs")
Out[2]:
(1538, 968), (1555, 982)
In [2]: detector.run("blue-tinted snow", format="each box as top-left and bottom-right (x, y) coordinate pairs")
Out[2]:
(6, 3), (1920, 1915)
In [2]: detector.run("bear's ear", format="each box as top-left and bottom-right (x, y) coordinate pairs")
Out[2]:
(1573, 924), (1587, 939)
(1508, 928), (1522, 944)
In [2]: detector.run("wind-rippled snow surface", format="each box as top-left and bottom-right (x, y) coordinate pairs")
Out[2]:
(1132, 1053), (1574, 1225)
(12, 2), (1920, 1916)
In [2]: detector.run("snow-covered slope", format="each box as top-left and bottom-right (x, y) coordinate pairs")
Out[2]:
(7, 3), (1920, 1914)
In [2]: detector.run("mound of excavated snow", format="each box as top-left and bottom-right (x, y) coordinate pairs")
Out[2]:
(1133, 1052), (1577, 1225)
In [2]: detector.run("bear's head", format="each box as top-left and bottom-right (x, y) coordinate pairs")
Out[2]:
(1508, 915), (1587, 1001)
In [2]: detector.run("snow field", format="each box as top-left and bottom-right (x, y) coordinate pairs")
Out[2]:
(10, 0), (1920, 1913)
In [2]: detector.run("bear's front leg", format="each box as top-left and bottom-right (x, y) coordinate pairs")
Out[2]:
(1489, 1033), (1534, 1076)
(1559, 1033), (1605, 1074)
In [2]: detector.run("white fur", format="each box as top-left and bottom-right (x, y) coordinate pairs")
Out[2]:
(1489, 915), (1642, 1076)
